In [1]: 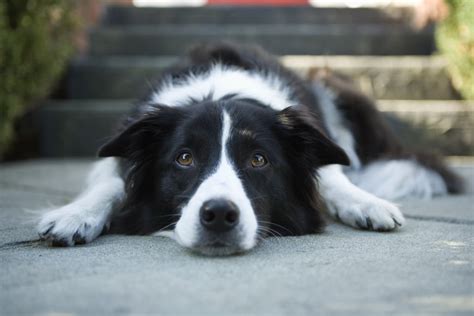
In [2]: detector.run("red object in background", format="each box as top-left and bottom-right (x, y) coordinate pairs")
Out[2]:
(208, 0), (309, 5)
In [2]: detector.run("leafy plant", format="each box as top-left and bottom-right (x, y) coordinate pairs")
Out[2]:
(436, 0), (474, 100)
(0, 0), (78, 159)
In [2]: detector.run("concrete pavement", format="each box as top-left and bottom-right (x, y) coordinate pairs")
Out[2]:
(0, 159), (473, 315)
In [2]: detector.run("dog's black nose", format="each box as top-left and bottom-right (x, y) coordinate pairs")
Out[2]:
(200, 199), (240, 232)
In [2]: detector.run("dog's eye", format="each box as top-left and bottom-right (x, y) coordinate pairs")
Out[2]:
(251, 154), (267, 168)
(176, 152), (194, 167)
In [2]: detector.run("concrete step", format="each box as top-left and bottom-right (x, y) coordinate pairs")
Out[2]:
(35, 100), (473, 157)
(103, 6), (415, 26)
(88, 25), (434, 56)
(67, 56), (457, 100)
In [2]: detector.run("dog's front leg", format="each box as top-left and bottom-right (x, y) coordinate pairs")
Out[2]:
(318, 165), (405, 231)
(38, 158), (124, 246)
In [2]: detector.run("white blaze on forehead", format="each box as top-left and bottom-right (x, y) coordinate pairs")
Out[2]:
(175, 111), (258, 250)
(151, 63), (294, 111)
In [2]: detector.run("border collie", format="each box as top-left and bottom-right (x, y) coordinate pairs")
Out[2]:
(38, 43), (463, 255)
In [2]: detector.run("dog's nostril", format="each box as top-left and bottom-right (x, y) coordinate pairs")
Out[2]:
(225, 210), (238, 224)
(202, 209), (215, 223)
(199, 199), (240, 232)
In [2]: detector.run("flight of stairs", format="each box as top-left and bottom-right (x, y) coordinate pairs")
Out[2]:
(36, 5), (473, 157)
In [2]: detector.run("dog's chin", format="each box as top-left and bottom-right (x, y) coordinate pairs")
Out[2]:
(175, 229), (257, 256)
(191, 244), (246, 256)
(188, 239), (252, 256)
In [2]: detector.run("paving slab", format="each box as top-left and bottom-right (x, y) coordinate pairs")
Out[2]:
(0, 159), (92, 195)
(0, 159), (473, 315)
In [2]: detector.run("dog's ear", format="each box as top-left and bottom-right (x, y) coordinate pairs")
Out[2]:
(98, 106), (180, 158)
(275, 106), (350, 167)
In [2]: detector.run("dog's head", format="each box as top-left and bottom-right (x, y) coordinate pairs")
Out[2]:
(99, 99), (349, 255)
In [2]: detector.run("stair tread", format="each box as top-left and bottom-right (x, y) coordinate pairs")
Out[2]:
(42, 99), (474, 108)
(73, 55), (446, 67)
(103, 5), (414, 25)
(92, 24), (428, 34)
(66, 55), (456, 100)
(88, 26), (434, 56)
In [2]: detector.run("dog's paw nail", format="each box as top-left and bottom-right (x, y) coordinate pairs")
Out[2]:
(365, 217), (374, 230)
(393, 217), (403, 227)
(51, 238), (70, 247)
(355, 220), (365, 229)
(39, 223), (55, 238)
(73, 231), (86, 245)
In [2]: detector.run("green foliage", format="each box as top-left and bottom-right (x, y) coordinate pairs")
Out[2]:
(0, 0), (78, 159)
(436, 0), (474, 100)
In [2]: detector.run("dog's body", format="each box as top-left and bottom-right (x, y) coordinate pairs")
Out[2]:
(38, 43), (462, 255)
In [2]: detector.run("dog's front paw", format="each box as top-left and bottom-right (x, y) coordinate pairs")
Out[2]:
(327, 197), (405, 231)
(38, 204), (107, 246)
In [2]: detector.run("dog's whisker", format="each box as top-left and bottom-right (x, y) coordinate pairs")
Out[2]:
(257, 225), (284, 239)
(259, 228), (283, 239)
(256, 228), (284, 246)
(156, 221), (179, 234)
(258, 220), (293, 236)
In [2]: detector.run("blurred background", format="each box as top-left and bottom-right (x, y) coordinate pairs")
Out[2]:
(0, 0), (472, 161)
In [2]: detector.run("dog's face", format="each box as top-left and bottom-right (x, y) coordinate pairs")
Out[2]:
(99, 99), (348, 255)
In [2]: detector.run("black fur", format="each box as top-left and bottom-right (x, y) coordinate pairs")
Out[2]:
(98, 41), (463, 244)
(99, 98), (348, 237)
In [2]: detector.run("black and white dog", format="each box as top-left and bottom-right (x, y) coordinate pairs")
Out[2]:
(38, 43), (462, 255)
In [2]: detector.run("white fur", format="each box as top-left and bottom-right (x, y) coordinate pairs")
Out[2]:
(174, 111), (258, 250)
(151, 63), (294, 111)
(313, 83), (361, 169)
(346, 159), (447, 200)
(37, 158), (124, 245)
(319, 165), (405, 230)
(36, 64), (418, 249)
